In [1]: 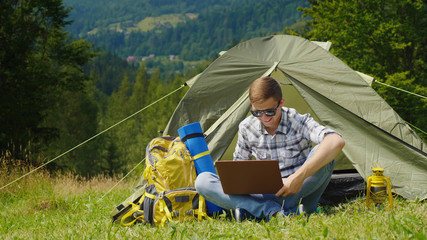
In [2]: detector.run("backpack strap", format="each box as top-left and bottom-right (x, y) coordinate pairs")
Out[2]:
(186, 195), (212, 221)
(142, 165), (151, 180)
(192, 151), (210, 161)
(120, 200), (144, 226)
(181, 133), (204, 143)
(157, 194), (173, 227)
(197, 195), (212, 221)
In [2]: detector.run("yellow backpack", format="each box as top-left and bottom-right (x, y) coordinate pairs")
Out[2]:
(118, 136), (210, 226)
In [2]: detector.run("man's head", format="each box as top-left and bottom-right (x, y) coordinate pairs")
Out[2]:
(249, 76), (282, 104)
(249, 77), (284, 132)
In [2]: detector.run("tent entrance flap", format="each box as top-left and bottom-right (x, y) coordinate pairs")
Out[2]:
(221, 69), (354, 170)
(204, 62), (280, 161)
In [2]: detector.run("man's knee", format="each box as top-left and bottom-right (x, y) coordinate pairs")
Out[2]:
(195, 172), (215, 196)
(315, 159), (335, 180)
(326, 159), (335, 175)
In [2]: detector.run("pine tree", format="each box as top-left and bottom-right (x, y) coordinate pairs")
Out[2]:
(41, 79), (99, 176)
(0, 0), (96, 160)
(103, 74), (134, 172)
(128, 64), (150, 164)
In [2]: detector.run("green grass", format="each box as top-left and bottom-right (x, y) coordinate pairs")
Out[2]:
(1, 168), (426, 239)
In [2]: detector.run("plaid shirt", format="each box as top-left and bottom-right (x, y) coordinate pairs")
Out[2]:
(233, 107), (339, 178)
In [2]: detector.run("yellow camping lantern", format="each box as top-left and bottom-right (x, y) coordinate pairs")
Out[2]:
(366, 167), (393, 209)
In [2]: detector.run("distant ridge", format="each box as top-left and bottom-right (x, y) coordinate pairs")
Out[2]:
(65, 0), (308, 63)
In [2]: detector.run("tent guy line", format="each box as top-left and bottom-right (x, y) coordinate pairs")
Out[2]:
(0, 85), (186, 191)
(373, 80), (427, 99)
(405, 121), (427, 136)
(98, 157), (146, 202)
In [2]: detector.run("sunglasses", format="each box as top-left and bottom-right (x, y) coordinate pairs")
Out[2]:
(250, 102), (280, 117)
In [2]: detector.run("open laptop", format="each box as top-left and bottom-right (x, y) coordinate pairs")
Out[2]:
(214, 160), (284, 194)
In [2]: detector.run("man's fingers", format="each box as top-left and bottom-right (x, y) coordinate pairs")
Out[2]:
(275, 185), (287, 197)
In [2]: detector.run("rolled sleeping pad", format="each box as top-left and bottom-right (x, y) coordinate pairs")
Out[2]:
(178, 122), (223, 215)
(178, 122), (216, 174)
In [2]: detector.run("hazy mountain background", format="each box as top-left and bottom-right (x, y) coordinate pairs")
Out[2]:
(63, 0), (308, 61)
(60, 0), (309, 96)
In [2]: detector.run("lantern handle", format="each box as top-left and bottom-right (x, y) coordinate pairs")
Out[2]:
(385, 177), (394, 209)
(366, 176), (372, 207)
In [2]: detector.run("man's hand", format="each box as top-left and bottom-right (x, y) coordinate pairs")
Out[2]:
(275, 172), (305, 197)
(275, 134), (345, 198)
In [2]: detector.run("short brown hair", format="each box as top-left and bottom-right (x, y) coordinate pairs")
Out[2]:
(249, 76), (282, 103)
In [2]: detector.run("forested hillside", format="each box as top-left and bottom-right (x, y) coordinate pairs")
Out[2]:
(64, 0), (308, 62)
(64, 0), (240, 35)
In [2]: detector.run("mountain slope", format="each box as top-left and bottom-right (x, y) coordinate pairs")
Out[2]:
(63, 0), (245, 35)
(64, 0), (309, 70)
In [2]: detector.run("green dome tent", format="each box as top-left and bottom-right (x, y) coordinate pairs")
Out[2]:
(164, 35), (427, 201)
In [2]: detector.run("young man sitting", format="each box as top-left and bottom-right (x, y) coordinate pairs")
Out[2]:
(195, 76), (345, 220)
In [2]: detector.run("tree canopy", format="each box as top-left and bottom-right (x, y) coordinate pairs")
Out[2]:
(0, 0), (96, 159)
(295, 0), (427, 141)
